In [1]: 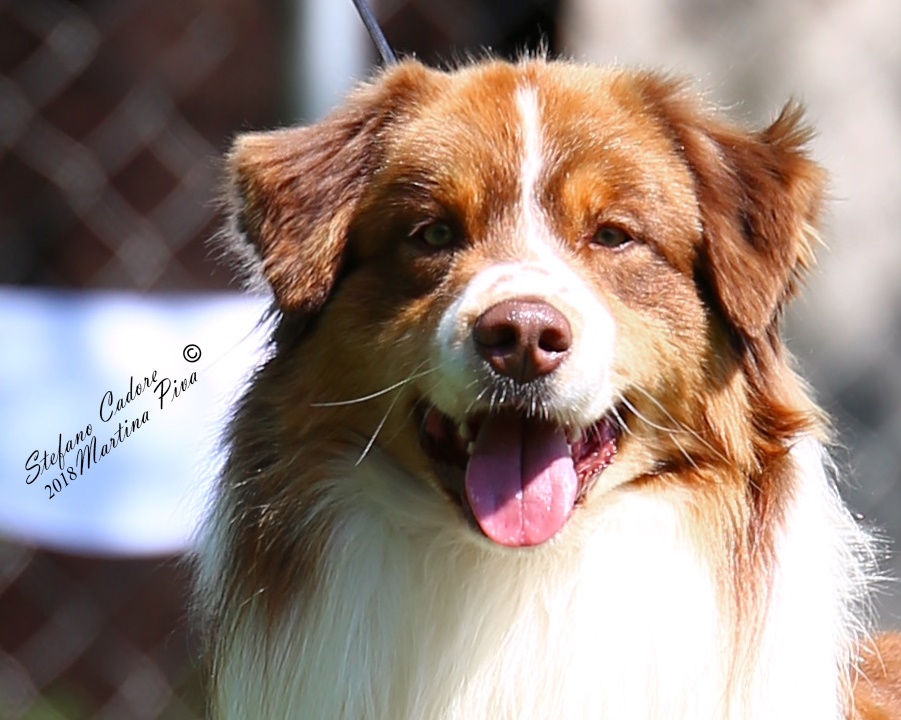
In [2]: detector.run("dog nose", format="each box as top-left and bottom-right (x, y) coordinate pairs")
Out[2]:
(473, 299), (572, 383)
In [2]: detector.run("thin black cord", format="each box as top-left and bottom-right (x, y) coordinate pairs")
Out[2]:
(350, 0), (398, 66)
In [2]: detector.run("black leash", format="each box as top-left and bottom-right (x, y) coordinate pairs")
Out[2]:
(350, 0), (398, 66)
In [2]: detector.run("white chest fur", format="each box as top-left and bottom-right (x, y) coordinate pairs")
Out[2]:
(211, 440), (869, 720)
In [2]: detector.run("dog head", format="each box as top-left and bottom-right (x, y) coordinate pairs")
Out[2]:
(226, 59), (825, 548)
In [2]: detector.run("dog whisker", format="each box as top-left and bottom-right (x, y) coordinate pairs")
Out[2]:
(610, 402), (632, 437)
(356, 385), (405, 466)
(628, 386), (730, 464)
(619, 395), (697, 468)
(352, 361), (457, 465)
(465, 387), (489, 416)
(311, 362), (437, 407)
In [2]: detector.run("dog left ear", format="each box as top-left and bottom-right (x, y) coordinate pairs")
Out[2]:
(678, 103), (827, 338)
(225, 62), (438, 315)
(226, 108), (378, 315)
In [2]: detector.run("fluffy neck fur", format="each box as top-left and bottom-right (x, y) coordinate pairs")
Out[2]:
(201, 436), (872, 720)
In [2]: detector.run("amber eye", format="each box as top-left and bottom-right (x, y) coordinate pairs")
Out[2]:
(416, 220), (457, 250)
(591, 225), (632, 249)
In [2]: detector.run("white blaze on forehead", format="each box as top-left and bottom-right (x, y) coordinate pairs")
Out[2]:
(513, 84), (567, 269)
(516, 85), (546, 240)
(427, 82), (616, 426)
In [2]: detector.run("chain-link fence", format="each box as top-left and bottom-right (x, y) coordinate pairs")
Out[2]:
(0, 0), (280, 716)
(0, 545), (202, 719)
(1, 0), (899, 718)
(0, 0), (280, 291)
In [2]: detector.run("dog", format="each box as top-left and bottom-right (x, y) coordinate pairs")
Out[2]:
(195, 57), (901, 719)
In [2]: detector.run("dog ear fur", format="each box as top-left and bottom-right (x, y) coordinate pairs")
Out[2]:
(650, 81), (827, 338)
(226, 62), (435, 314)
(695, 106), (826, 338)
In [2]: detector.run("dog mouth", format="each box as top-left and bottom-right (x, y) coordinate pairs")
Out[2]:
(417, 404), (620, 548)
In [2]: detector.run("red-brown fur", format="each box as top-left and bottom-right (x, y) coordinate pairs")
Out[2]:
(853, 635), (901, 719)
(199, 58), (900, 719)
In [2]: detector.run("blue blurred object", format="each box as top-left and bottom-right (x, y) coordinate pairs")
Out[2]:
(0, 288), (270, 556)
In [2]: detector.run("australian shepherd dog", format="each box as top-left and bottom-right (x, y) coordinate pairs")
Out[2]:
(195, 58), (901, 719)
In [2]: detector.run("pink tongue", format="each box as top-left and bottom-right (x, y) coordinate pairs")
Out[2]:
(465, 415), (578, 547)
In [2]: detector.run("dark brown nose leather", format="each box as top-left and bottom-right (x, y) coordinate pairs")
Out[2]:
(472, 299), (572, 383)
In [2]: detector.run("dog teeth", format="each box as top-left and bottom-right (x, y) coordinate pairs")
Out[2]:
(566, 426), (583, 444)
(457, 422), (471, 442)
(466, 441), (475, 456)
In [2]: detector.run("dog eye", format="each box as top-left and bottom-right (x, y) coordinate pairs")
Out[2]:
(591, 225), (632, 250)
(416, 220), (457, 250)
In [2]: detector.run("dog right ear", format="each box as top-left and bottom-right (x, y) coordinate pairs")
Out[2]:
(226, 62), (435, 314)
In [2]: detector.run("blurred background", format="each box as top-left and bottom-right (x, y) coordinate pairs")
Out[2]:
(1, 0), (899, 717)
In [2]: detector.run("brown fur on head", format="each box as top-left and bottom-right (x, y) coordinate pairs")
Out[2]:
(227, 59), (826, 466)
(229, 60), (824, 340)
(216, 58), (828, 611)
